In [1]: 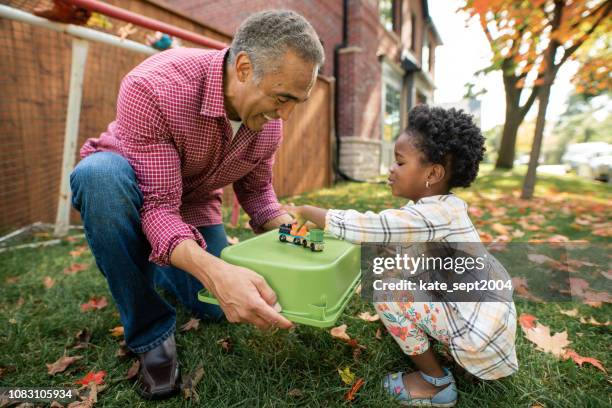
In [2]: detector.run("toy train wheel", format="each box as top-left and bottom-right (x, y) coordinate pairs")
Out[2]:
(293, 237), (301, 245)
(302, 239), (308, 248)
(279, 235), (287, 242)
(310, 243), (316, 251)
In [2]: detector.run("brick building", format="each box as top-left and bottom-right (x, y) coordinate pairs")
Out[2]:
(169, 0), (441, 179)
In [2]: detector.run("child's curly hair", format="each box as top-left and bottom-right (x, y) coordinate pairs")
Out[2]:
(406, 105), (485, 189)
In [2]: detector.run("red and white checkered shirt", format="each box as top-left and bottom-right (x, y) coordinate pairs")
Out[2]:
(80, 47), (285, 266)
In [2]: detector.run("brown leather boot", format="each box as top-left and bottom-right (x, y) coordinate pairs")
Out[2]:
(135, 334), (180, 399)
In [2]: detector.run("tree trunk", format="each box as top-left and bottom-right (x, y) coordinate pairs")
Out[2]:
(521, 85), (552, 199)
(495, 111), (522, 168)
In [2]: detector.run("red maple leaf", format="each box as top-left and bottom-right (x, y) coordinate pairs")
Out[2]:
(75, 370), (106, 386)
(80, 296), (108, 312)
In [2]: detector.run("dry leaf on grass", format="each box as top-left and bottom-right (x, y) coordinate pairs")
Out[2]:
(563, 349), (607, 373)
(518, 313), (538, 330)
(527, 253), (555, 265)
(330, 324), (351, 342)
(559, 308), (578, 317)
(71, 329), (92, 350)
(338, 366), (356, 385)
(47, 355), (83, 375)
(511, 277), (543, 302)
(216, 337), (232, 353)
(579, 316), (610, 326)
(491, 223), (510, 236)
(179, 318), (200, 332)
(75, 371), (106, 386)
(358, 312), (380, 322)
(43, 276), (56, 289)
(344, 378), (365, 402)
(108, 326), (124, 337)
(64, 263), (89, 275)
(523, 323), (570, 358)
(80, 297), (108, 312)
(70, 245), (88, 258)
(375, 328), (383, 340)
(287, 388), (303, 398)
(181, 366), (204, 401)
(125, 360), (140, 380)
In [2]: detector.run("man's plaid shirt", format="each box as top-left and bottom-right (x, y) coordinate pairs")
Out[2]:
(81, 48), (285, 266)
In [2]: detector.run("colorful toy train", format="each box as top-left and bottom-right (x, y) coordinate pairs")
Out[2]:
(278, 223), (324, 252)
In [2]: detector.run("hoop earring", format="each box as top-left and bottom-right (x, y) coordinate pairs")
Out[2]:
(426, 181), (431, 188)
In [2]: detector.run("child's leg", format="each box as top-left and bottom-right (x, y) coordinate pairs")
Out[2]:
(376, 302), (452, 399)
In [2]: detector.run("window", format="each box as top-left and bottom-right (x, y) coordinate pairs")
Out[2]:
(382, 63), (403, 143)
(422, 34), (430, 73)
(379, 0), (394, 32)
(410, 12), (417, 51)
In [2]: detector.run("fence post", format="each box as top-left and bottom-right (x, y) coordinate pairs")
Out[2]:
(54, 38), (89, 237)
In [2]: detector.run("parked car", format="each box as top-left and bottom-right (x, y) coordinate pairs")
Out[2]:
(590, 154), (612, 182)
(561, 142), (612, 171)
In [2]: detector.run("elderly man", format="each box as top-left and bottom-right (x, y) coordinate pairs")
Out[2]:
(70, 10), (323, 399)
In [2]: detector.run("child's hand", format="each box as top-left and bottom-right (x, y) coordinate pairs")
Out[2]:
(282, 204), (308, 230)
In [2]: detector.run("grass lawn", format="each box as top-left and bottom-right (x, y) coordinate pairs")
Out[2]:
(1, 166), (610, 407)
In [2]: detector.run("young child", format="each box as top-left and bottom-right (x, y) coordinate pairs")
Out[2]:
(285, 105), (517, 407)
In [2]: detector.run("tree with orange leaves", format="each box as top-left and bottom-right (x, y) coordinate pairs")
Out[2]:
(463, 0), (611, 191)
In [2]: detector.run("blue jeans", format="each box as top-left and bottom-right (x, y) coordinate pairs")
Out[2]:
(70, 152), (225, 353)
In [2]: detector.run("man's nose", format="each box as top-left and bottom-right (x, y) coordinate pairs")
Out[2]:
(276, 101), (297, 121)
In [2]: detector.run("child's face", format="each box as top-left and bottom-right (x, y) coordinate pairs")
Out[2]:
(387, 134), (431, 201)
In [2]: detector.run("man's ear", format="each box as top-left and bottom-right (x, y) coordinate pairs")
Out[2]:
(234, 51), (253, 83)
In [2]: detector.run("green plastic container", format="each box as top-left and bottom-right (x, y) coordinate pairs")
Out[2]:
(198, 229), (360, 327)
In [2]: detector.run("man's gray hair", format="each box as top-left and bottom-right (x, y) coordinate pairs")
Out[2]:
(228, 10), (324, 79)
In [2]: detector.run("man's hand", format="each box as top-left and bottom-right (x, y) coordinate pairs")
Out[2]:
(209, 261), (293, 330)
(170, 239), (293, 330)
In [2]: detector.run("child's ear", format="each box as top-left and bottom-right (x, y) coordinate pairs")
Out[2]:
(428, 163), (446, 184)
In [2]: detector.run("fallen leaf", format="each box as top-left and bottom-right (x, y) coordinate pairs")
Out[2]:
(330, 324), (351, 342)
(338, 366), (356, 385)
(522, 322), (570, 357)
(468, 207), (483, 217)
(375, 328), (383, 340)
(80, 297), (108, 312)
(71, 329), (92, 350)
(43, 276), (56, 289)
(564, 349), (607, 373)
(116, 340), (133, 359)
(75, 371), (106, 386)
(287, 388), (303, 397)
(518, 313), (538, 330)
(15, 297), (25, 308)
(600, 270), (612, 280)
(64, 263), (89, 275)
(70, 245), (88, 258)
(559, 308), (578, 317)
(125, 360), (140, 380)
(579, 316), (610, 326)
(344, 377), (365, 402)
(569, 278), (590, 297)
(512, 277), (543, 302)
(527, 253), (555, 265)
(582, 290), (612, 307)
(5, 276), (18, 284)
(47, 355), (83, 375)
(179, 318), (200, 332)
(109, 326), (124, 337)
(491, 223), (510, 236)
(216, 337), (232, 353)
(50, 401), (65, 407)
(547, 234), (570, 243)
(227, 236), (240, 245)
(181, 366), (204, 401)
(358, 312), (380, 322)
(512, 229), (525, 238)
